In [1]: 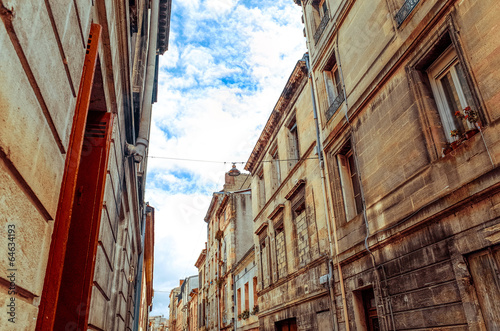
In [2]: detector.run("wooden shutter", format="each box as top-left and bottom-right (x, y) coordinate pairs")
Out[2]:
(36, 23), (102, 330)
(468, 247), (500, 329)
(54, 111), (114, 329)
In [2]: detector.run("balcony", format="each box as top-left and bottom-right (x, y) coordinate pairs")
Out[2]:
(395, 0), (420, 27)
(325, 92), (345, 122)
(313, 10), (330, 45)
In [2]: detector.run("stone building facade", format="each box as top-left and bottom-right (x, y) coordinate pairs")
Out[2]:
(245, 60), (335, 331)
(138, 205), (156, 330)
(195, 247), (207, 330)
(199, 173), (253, 331)
(293, 0), (500, 329)
(180, 275), (200, 331)
(0, 0), (170, 329)
(233, 247), (258, 331)
(149, 315), (169, 331)
(169, 285), (181, 331)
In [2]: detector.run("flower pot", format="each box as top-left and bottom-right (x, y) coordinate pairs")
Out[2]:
(464, 128), (479, 140)
(443, 145), (453, 155)
(450, 141), (460, 149)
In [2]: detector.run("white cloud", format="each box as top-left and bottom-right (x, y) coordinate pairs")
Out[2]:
(205, 0), (238, 15)
(147, 0), (306, 317)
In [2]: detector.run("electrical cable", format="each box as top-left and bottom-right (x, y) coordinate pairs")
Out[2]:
(148, 155), (319, 164)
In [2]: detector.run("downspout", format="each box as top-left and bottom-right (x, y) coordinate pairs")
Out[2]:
(303, 52), (341, 331)
(126, 0), (160, 163)
(217, 247), (221, 331)
(233, 274), (237, 331)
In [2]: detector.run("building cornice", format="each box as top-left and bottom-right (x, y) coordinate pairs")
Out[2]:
(204, 194), (220, 223)
(245, 60), (307, 173)
(284, 179), (306, 200)
(268, 204), (285, 220)
(157, 0), (172, 54)
(195, 249), (207, 268)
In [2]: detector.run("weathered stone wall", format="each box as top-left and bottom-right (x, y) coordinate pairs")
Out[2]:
(0, 0), (88, 328)
(301, 0), (500, 329)
(234, 253), (258, 331)
(0, 0), (159, 328)
(247, 61), (338, 330)
(235, 193), (254, 263)
(258, 294), (331, 331)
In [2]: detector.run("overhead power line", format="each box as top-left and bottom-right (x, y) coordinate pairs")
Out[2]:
(147, 155), (319, 164)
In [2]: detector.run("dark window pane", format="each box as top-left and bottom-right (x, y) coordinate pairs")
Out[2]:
(455, 63), (474, 108)
(440, 71), (466, 132)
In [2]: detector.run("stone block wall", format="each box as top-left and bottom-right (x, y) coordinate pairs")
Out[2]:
(0, 0), (88, 328)
(300, 0), (500, 329)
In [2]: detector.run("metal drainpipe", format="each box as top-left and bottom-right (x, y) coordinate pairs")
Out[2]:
(304, 52), (343, 331)
(217, 256), (220, 331)
(126, 0), (159, 163)
(233, 274), (237, 331)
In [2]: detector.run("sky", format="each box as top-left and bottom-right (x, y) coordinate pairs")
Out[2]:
(145, 0), (306, 317)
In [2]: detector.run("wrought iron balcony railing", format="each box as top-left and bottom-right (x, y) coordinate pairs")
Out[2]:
(395, 0), (420, 27)
(313, 10), (330, 45)
(325, 92), (345, 122)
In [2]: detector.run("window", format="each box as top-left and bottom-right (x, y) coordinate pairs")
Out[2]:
(292, 190), (310, 266)
(257, 226), (272, 288)
(223, 284), (228, 316)
(336, 140), (362, 221)
(270, 145), (281, 191)
(244, 282), (249, 311)
(287, 117), (300, 170)
(323, 54), (344, 121)
(427, 47), (476, 142)
(253, 277), (258, 307)
(237, 288), (241, 319)
(274, 217), (287, 279)
(257, 167), (266, 208)
(222, 238), (227, 274)
(395, 0), (420, 27)
(324, 64), (342, 105)
(311, 0), (330, 44)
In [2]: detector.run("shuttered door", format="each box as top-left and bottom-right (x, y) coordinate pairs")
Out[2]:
(54, 111), (114, 330)
(467, 246), (500, 330)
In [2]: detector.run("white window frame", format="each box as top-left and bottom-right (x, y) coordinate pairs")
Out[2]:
(337, 153), (356, 221)
(336, 147), (362, 222)
(427, 47), (474, 142)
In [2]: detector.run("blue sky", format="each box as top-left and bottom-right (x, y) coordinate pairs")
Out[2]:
(145, 0), (305, 318)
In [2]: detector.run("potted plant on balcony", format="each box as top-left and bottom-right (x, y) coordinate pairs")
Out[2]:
(450, 129), (461, 149)
(241, 310), (250, 319)
(455, 107), (480, 140)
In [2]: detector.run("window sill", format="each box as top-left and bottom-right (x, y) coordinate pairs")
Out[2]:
(442, 128), (480, 156)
